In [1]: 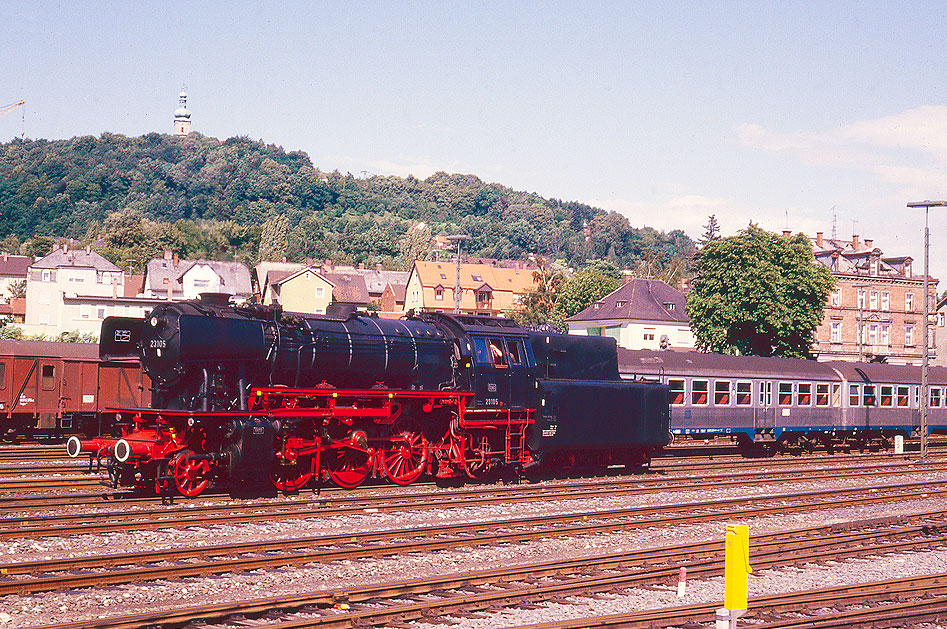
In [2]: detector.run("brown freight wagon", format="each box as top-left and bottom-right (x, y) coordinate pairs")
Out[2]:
(0, 340), (149, 441)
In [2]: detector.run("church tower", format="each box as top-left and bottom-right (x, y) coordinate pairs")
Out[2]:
(173, 87), (191, 136)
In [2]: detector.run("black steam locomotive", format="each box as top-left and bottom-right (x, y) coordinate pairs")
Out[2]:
(69, 294), (669, 496)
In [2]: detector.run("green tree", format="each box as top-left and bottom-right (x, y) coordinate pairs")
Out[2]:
(699, 214), (721, 245)
(685, 224), (834, 358)
(258, 214), (289, 262)
(400, 222), (432, 271)
(511, 257), (568, 326)
(6, 279), (26, 300)
(551, 261), (621, 330)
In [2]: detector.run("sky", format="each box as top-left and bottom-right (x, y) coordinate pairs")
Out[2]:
(3, 1), (947, 279)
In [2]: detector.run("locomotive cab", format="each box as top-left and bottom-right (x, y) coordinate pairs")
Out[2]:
(418, 313), (535, 410)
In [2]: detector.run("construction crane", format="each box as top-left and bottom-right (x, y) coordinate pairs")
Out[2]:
(0, 100), (25, 138)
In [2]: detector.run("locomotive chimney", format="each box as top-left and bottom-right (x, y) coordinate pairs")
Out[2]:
(816, 232), (824, 248)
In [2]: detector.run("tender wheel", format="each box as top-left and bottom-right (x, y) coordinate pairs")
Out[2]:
(271, 456), (313, 492)
(171, 449), (211, 497)
(381, 421), (429, 486)
(325, 431), (371, 489)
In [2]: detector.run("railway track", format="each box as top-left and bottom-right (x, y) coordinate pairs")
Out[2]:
(4, 459), (947, 537)
(3, 481), (947, 595)
(22, 513), (947, 628)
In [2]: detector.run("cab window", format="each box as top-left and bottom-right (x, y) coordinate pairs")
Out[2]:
(506, 339), (523, 365)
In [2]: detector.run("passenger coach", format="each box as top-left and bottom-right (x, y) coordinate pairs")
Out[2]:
(618, 349), (947, 454)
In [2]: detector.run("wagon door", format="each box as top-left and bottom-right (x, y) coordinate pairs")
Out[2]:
(755, 380), (775, 431)
(61, 359), (99, 432)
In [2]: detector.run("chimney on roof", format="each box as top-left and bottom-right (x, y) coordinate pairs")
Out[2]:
(852, 234), (860, 250)
(376, 263), (383, 272)
(173, 253), (179, 266)
(85, 245), (91, 254)
(621, 270), (634, 284)
(782, 230), (791, 238)
(358, 262), (365, 270)
(62, 243), (68, 253)
(816, 232), (823, 247)
(865, 238), (873, 249)
(2, 252), (7, 262)
(164, 250), (172, 261)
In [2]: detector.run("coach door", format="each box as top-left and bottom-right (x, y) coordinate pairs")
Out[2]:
(755, 380), (775, 430)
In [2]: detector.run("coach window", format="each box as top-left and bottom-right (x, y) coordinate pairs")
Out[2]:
(41, 365), (55, 390)
(778, 382), (793, 405)
(849, 384), (860, 407)
(0, 362), (5, 389)
(506, 340), (523, 365)
(897, 386), (909, 407)
(880, 385), (893, 407)
(816, 383), (830, 406)
(832, 384), (842, 407)
(914, 386), (920, 408)
(691, 380), (708, 405)
(736, 381), (752, 405)
(714, 381), (730, 405)
(797, 383), (812, 406)
(932, 387), (942, 408)
(668, 379), (685, 405)
(862, 385), (876, 407)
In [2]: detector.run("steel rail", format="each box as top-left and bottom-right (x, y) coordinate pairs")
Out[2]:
(23, 516), (947, 629)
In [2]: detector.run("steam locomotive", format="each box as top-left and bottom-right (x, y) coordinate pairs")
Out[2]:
(68, 294), (669, 496)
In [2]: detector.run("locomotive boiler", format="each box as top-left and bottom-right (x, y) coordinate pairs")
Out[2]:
(69, 294), (669, 496)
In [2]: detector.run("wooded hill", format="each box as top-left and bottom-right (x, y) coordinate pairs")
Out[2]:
(0, 133), (693, 275)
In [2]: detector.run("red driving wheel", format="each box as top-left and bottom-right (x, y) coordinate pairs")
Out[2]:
(171, 449), (211, 497)
(380, 420), (428, 486)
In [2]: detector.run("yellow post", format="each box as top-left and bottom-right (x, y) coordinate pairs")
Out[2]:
(724, 524), (752, 611)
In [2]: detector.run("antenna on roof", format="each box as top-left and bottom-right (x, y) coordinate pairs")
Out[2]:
(830, 206), (837, 240)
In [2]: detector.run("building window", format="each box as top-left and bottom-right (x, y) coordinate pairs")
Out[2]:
(881, 291), (890, 311)
(906, 293), (915, 312)
(691, 380), (708, 405)
(0, 362), (5, 389)
(587, 327), (602, 336)
(471, 275), (482, 282)
(97, 307), (106, 319)
(315, 287), (324, 298)
(643, 328), (655, 341)
(868, 324), (878, 345)
(434, 287), (444, 301)
(477, 291), (490, 303)
(778, 382), (793, 405)
(831, 289), (840, 307)
(193, 279), (210, 288)
(905, 325), (915, 346)
(797, 383), (812, 406)
(869, 291), (878, 310)
(880, 324), (890, 346)
(830, 322), (841, 343)
(668, 379), (685, 405)
(857, 289), (866, 309)
(664, 302), (676, 311)
(714, 381), (730, 405)
(736, 382), (752, 405)
(42, 269), (50, 282)
(940, 312), (946, 327)
(615, 300), (626, 308)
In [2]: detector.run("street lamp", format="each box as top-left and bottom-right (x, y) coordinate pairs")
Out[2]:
(907, 200), (947, 459)
(445, 235), (470, 314)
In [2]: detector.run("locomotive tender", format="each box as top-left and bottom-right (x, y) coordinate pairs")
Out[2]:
(69, 294), (669, 496)
(619, 349), (947, 454)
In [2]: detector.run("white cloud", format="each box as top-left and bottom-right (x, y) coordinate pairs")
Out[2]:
(737, 106), (947, 194)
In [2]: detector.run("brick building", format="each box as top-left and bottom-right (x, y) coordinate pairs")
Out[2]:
(810, 232), (936, 365)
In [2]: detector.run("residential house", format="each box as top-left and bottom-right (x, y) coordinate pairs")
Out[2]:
(404, 260), (537, 316)
(0, 252), (31, 302)
(23, 245), (151, 338)
(359, 264), (410, 309)
(565, 276), (695, 350)
(379, 282), (407, 315)
(144, 251), (252, 302)
(810, 232), (936, 365)
(262, 266), (371, 315)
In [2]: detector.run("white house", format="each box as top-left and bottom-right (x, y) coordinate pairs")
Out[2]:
(565, 277), (696, 351)
(144, 251), (252, 301)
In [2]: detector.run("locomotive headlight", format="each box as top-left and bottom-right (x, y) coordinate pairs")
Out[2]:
(150, 316), (158, 327)
(187, 417), (195, 427)
(114, 439), (133, 463)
